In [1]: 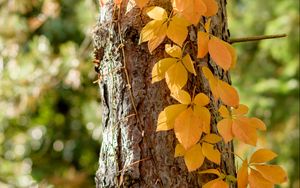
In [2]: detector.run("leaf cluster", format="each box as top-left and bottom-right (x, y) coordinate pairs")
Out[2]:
(100, 0), (289, 187)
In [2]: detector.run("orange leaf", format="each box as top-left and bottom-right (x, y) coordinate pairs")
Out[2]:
(202, 0), (218, 17)
(202, 142), (220, 164)
(218, 79), (239, 107)
(208, 37), (232, 70)
(232, 117), (258, 146)
(217, 119), (233, 143)
(134, 0), (149, 8)
(197, 31), (210, 58)
(157, 104), (187, 131)
(232, 104), (249, 116)
(237, 159), (248, 188)
(248, 169), (273, 188)
(249, 149), (278, 164)
(174, 108), (203, 150)
(254, 165), (288, 184)
(202, 67), (239, 107)
(172, 0), (207, 25)
(193, 93), (210, 106)
(184, 144), (205, 171)
(193, 105), (211, 134)
(249, 117), (266, 131)
(202, 134), (222, 144)
(203, 179), (228, 188)
(223, 41), (237, 68)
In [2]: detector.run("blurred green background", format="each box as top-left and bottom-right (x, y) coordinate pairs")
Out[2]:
(0, 0), (298, 187)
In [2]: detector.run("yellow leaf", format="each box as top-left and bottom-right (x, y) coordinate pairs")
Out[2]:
(167, 15), (190, 46)
(237, 159), (248, 188)
(165, 63), (188, 91)
(134, 0), (149, 8)
(250, 117), (266, 131)
(193, 93), (210, 106)
(182, 54), (196, 75)
(165, 44), (182, 58)
(193, 105), (211, 133)
(157, 104), (187, 131)
(218, 80), (239, 107)
(199, 169), (221, 176)
(202, 142), (220, 164)
(254, 165), (288, 184)
(171, 90), (191, 104)
(172, 0), (207, 25)
(139, 20), (164, 43)
(174, 143), (186, 157)
(208, 37), (232, 71)
(249, 149), (278, 164)
(218, 105), (230, 118)
(248, 169), (273, 188)
(184, 144), (204, 171)
(232, 117), (258, 146)
(202, 134), (222, 144)
(146, 6), (168, 20)
(202, 0), (218, 17)
(232, 104), (249, 116)
(152, 58), (177, 83)
(217, 119), (233, 143)
(197, 31), (210, 58)
(174, 108), (203, 149)
(147, 23), (167, 53)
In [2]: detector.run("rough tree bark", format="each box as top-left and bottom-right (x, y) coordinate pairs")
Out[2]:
(93, 0), (236, 187)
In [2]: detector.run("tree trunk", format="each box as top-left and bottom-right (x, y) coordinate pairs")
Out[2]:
(93, 0), (236, 187)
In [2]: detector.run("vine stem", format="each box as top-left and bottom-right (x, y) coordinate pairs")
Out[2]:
(229, 34), (287, 44)
(116, 6), (163, 187)
(221, 149), (244, 162)
(116, 9), (144, 135)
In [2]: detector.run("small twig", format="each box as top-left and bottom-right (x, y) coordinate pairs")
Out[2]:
(118, 157), (151, 173)
(116, 13), (144, 137)
(221, 149), (244, 162)
(229, 34), (287, 44)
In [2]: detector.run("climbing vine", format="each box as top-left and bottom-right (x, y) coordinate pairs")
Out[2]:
(99, 0), (288, 187)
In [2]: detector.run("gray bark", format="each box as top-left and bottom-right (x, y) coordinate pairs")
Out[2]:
(93, 0), (236, 187)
